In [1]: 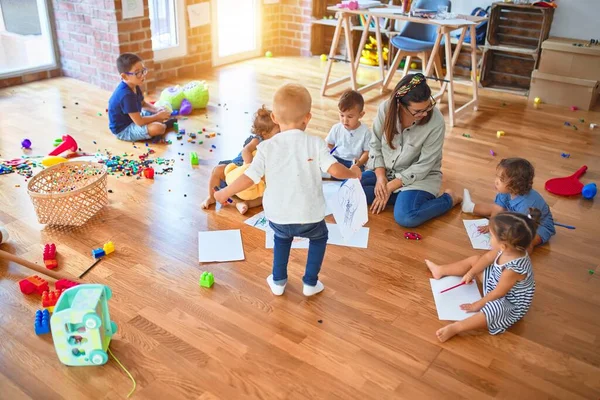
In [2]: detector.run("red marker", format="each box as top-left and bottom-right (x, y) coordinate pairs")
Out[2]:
(440, 281), (467, 294)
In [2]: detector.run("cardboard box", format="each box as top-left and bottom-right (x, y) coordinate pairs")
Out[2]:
(539, 37), (600, 81)
(529, 70), (599, 111)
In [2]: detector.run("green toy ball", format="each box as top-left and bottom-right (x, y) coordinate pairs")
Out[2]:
(183, 80), (209, 109)
(265, 51), (273, 58)
(159, 85), (185, 110)
(320, 54), (328, 61)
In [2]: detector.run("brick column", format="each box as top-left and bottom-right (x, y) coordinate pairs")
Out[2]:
(280, 0), (312, 56)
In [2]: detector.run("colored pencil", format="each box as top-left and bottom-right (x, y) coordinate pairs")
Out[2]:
(213, 186), (233, 204)
(440, 281), (466, 294)
(79, 259), (102, 279)
(554, 222), (576, 229)
(330, 145), (338, 154)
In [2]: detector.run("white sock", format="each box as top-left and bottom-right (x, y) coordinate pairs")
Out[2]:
(266, 275), (286, 296)
(462, 189), (475, 213)
(0, 226), (8, 244)
(303, 281), (325, 297)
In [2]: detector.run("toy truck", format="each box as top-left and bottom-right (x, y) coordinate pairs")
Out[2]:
(50, 284), (117, 366)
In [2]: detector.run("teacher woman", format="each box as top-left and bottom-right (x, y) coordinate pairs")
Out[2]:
(362, 73), (461, 227)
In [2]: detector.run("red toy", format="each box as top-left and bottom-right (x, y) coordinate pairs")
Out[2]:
(545, 165), (587, 196)
(43, 243), (56, 260)
(48, 135), (78, 156)
(42, 289), (64, 308)
(404, 232), (422, 240)
(143, 167), (155, 179)
(55, 279), (79, 291)
(44, 259), (58, 269)
(19, 275), (49, 295)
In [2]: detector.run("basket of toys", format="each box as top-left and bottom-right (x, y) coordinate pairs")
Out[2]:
(27, 162), (108, 226)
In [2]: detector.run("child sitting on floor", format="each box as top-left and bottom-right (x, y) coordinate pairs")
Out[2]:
(202, 105), (280, 214)
(426, 208), (539, 342)
(108, 53), (175, 142)
(461, 158), (555, 252)
(326, 89), (372, 171)
(214, 83), (361, 296)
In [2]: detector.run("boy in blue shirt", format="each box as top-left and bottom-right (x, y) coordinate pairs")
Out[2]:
(108, 53), (173, 141)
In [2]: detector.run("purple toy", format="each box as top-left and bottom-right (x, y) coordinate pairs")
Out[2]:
(179, 99), (192, 116)
(21, 139), (32, 149)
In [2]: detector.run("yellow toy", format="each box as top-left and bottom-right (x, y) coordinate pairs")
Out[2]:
(41, 156), (68, 167)
(224, 152), (265, 201)
(360, 36), (388, 66)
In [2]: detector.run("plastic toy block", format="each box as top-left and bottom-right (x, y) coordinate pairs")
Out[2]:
(34, 309), (51, 335)
(190, 152), (199, 165)
(43, 243), (56, 260)
(496, 130), (505, 138)
(199, 272), (214, 288)
(55, 279), (79, 291)
(103, 241), (115, 255)
(92, 248), (106, 259)
(44, 259), (58, 269)
(19, 275), (49, 295)
(42, 289), (64, 308)
(189, 133), (197, 139)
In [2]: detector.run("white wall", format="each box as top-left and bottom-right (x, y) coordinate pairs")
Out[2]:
(452, 0), (598, 40)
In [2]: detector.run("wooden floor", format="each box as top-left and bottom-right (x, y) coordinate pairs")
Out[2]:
(1, 57), (599, 400)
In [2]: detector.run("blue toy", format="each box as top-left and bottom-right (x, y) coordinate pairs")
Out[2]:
(35, 309), (51, 335)
(582, 183), (597, 199)
(92, 248), (105, 259)
(50, 284), (117, 366)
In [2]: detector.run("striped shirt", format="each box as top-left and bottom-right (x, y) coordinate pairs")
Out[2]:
(481, 251), (535, 335)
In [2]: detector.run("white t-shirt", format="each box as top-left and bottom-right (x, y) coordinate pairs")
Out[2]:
(325, 122), (372, 161)
(245, 129), (338, 224)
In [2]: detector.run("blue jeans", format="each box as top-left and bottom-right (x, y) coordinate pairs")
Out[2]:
(269, 220), (328, 286)
(360, 170), (453, 228)
(330, 156), (364, 181)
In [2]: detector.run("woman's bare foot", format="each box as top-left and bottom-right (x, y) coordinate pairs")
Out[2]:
(235, 201), (249, 215)
(436, 323), (459, 342)
(425, 259), (443, 279)
(444, 189), (463, 207)
(201, 196), (216, 209)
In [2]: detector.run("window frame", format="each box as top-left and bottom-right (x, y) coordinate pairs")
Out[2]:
(149, 0), (188, 62)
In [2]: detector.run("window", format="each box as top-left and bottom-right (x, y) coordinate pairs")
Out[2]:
(148, 0), (187, 61)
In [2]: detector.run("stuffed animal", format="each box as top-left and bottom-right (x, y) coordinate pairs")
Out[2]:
(224, 153), (265, 201)
(158, 80), (209, 113)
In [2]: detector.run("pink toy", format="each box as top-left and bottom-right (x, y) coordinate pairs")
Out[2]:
(49, 135), (78, 156)
(570, 106), (578, 111)
(179, 99), (193, 116)
(337, 0), (358, 10)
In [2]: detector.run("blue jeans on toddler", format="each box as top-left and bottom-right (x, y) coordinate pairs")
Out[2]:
(360, 170), (453, 228)
(269, 220), (328, 286)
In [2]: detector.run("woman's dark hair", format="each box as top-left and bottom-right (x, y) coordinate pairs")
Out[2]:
(382, 73), (432, 149)
(497, 158), (535, 196)
(490, 208), (541, 251)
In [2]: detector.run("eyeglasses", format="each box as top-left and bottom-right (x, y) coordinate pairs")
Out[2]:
(124, 68), (148, 78)
(404, 96), (436, 117)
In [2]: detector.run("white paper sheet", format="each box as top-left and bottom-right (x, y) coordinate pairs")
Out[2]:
(430, 18), (477, 26)
(244, 211), (270, 232)
(122, 0), (144, 19)
(188, 3), (210, 28)
(265, 229), (309, 249)
(322, 181), (343, 216)
(327, 179), (368, 240)
(430, 276), (482, 321)
(463, 219), (492, 250)
(326, 223), (369, 248)
(198, 230), (245, 262)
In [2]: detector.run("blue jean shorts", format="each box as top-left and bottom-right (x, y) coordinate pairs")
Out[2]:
(115, 110), (152, 142)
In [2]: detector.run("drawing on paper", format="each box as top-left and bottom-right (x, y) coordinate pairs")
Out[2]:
(338, 182), (360, 228)
(463, 219), (492, 250)
(328, 179), (368, 240)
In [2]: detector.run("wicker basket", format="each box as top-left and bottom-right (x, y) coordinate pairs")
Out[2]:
(27, 162), (108, 226)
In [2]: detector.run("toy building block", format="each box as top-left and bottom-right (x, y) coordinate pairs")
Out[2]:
(42, 289), (64, 309)
(199, 271), (214, 288)
(103, 241), (115, 255)
(190, 152), (199, 165)
(55, 279), (79, 291)
(91, 248), (105, 259)
(44, 259), (58, 270)
(43, 243), (56, 260)
(19, 275), (49, 295)
(34, 309), (51, 335)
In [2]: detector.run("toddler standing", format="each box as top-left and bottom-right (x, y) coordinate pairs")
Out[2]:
(214, 84), (361, 296)
(426, 209), (539, 342)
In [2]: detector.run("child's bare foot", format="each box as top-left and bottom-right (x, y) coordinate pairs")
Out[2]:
(436, 323), (459, 342)
(201, 196), (215, 209)
(425, 259), (443, 279)
(444, 189), (462, 207)
(235, 201), (249, 215)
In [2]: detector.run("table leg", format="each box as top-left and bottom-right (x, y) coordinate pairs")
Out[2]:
(470, 25), (479, 111)
(321, 14), (345, 96)
(354, 14), (372, 74)
(424, 28), (442, 77)
(374, 16), (385, 83)
(438, 27), (466, 97)
(343, 14), (358, 90)
(443, 30), (455, 127)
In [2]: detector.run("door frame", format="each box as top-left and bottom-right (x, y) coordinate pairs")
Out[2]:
(210, 0), (262, 67)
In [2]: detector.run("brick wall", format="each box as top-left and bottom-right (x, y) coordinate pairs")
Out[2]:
(280, 0), (312, 56)
(263, 2), (282, 57)
(0, 69), (62, 89)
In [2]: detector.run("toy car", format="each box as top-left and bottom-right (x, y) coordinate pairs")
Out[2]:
(50, 284), (117, 366)
(404, 232), (422, 240)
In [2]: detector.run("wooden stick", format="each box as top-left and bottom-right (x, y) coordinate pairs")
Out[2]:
(79, 258), (102, 279)
(0, 249), (70, 281)
(321, 14), (345, 96)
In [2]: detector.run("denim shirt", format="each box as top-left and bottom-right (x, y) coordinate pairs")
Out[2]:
(367, 99), (445, 196)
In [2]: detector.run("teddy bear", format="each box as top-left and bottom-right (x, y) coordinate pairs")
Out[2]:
(224, 153), (265, 201)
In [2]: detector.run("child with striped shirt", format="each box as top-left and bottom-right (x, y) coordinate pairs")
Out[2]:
(425, 208), (538, 342)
